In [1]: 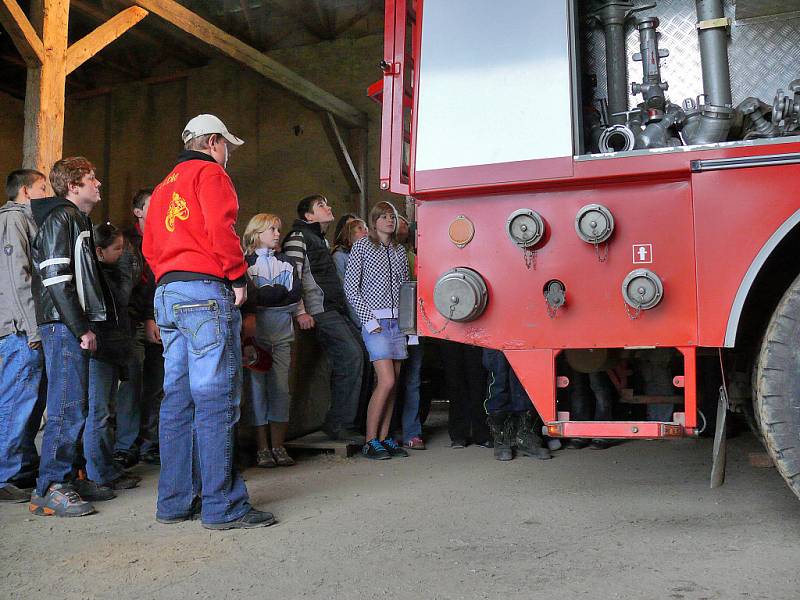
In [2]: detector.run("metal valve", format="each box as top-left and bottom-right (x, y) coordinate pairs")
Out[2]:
(543, 279), (566, 318)
(432, 267), (488, 322)
(622, 269), (664, 311)
(506, 209), (545, 248)
(575, 204), (615, 244)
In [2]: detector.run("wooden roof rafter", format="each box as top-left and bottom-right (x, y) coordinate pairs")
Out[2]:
(131, 0), (367, 128)
(0, 0), (152, 175)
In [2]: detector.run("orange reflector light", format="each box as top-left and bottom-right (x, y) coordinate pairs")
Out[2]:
(546, 424), (563, 436)
(661, 424), (683, 437)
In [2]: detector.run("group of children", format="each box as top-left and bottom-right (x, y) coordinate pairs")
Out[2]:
(239, 200), (422, 463)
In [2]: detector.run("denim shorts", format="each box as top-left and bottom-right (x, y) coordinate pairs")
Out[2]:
(362, 318), (408, 362)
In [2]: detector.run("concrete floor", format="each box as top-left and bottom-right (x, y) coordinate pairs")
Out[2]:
(2, 413), (799, 600)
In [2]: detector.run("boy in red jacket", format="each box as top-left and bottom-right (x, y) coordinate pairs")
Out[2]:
(143, 114), (274, 530)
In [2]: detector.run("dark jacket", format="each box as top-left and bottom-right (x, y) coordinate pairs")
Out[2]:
(123, 223), (155, 324)
(31, 197), (116, 339)
(100, 262), (133, 335)
(282, 219), (347, 316)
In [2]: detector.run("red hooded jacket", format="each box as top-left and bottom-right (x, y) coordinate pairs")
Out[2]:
(143, 151), (247, 286)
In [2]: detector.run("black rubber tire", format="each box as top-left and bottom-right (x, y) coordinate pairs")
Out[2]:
(746, 348), (766, 446)
(754, 274), (800, 500)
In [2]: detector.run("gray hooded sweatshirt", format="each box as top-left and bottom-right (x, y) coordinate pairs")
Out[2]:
(0, 201), (39, 343)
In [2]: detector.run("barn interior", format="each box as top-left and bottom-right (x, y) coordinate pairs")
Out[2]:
(1, 0), (399, 437)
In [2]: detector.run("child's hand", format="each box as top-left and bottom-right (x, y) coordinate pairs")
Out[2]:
(297, 314), (315, 330)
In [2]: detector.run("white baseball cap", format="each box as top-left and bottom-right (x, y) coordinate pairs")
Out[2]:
(181, 114), (244, 146)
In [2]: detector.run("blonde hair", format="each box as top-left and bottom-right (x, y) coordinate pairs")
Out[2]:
(332, 217), (367, 254)
(367, 201), (399, 247)
(243, 213), (282, 254)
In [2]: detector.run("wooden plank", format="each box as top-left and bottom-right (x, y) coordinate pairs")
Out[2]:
(322, 111), (363, 194)
(23, 0), (69, 175)
(132, 0), (367, 128)
(284, 430), (360, 457)
(0, 0), (45, 66)
(65, 6), (148, 74)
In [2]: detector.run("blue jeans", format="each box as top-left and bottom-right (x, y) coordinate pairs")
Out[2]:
(400, 343), (423, 442)
(154, 280), (250, 524)
(84, 359), (123, 484)
(36, 323), (89, 496)
(314, 310), (364, 431)
(114, 331), (143, 453)
(115, 324), (164, 454)
(483, 348), (531, 414)
(0, 333), (45, 487)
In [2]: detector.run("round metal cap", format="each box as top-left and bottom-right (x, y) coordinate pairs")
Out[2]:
(506, 209), (545, 248)
(621, 269), (664, 310)
(575, 204), (614, 243)
(433, 267), (488, 322)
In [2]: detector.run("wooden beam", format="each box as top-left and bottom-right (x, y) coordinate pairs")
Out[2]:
(237, 0), (257, 45)
(71, 0), (208, 68)
(349, 126), (368, 219)
(321, 111), (362, 194)
(65, 6), (148, 74)
(0, 0), (45, 66)
(132, 0), (367, 128)
(71, 0), (153, 48)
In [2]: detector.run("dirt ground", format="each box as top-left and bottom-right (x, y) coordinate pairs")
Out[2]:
(2, 412), (799, 600)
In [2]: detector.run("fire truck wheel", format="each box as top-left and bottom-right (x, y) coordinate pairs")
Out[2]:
(754, 275), (800, 500)
(745, 350), (765, 445)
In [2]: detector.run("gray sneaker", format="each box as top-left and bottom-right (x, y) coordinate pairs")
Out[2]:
(29, 483), (95, 517)
(0, 484), (31, 503)
(202, 508), (276, 530)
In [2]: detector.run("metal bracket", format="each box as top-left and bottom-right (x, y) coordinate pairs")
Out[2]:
(379, 60), (401, 75)
(632, 48), (669, 61)
(696, 17), (730, 30)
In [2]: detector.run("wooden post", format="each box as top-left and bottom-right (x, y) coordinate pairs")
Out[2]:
(22, 0), (69, 175)
(0, 0), (148, 175)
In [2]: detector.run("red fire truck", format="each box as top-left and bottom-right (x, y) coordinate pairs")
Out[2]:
(373, 0), (800, 498)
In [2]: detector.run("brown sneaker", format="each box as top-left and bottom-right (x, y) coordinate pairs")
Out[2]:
(272, 447), (295, 467)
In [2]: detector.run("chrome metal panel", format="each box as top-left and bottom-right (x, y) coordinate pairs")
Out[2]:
(581, 0), (800, 110)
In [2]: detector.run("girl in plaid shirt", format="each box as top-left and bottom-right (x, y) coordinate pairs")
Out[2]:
(344, 201), (410, 460)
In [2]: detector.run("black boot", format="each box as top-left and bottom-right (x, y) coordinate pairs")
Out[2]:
(514, 412), (551, 460)
(487, 413), (513, 461)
